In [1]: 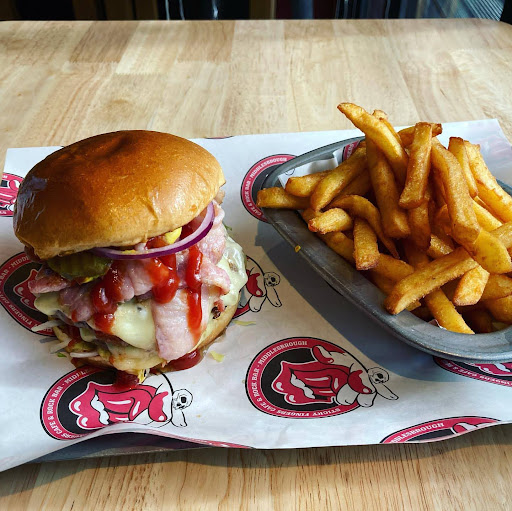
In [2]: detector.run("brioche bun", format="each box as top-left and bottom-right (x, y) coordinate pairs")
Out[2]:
(14, 131), (225, 260)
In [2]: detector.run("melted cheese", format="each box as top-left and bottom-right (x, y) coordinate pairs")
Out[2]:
(34, 292), (66, 316)
(218, 236), (248, 307)
(87, 300), (156, 351)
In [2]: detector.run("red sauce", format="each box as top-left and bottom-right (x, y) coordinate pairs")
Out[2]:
(147, 227), (204, 336)
(146, 236), (180, 304)
(114, 371), (140, 391)
(91, 263), (124, 333)
(168, 349), (202, 371)
(185, 244), (203, 335)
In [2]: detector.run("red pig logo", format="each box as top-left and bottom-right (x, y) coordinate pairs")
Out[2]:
(69, 380), (192, 429)
(41, 367), (193, 440)
(0, 173), (22, 216)
(247, 338), (398, 419)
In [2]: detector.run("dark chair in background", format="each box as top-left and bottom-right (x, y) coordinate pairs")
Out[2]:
(0, 0), (509, 22)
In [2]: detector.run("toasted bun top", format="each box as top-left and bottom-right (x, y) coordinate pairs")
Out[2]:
(14, 131), (225, 259)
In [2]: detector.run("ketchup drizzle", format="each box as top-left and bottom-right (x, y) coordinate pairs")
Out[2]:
(91, 263), (124, 333)
(145, 235), (180, 304)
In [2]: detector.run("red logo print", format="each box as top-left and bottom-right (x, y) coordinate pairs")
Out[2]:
(41, 367), (193, 440)
(69, 381), (171, 430)
(381, 416), (498, 443)
(0, 252), (52, 335)
(247, 338), (398, 419)
(235, 256), (281, 318)
(435, 358), (512, 388)
(0, 173), (22, 217)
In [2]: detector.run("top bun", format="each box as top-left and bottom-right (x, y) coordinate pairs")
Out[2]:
(14, 131), (225, 259)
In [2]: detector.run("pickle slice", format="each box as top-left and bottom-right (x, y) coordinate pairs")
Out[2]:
(47, 252), (112, 280)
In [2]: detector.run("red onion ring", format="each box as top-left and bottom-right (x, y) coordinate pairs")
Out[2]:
(92, 202), (215, 260)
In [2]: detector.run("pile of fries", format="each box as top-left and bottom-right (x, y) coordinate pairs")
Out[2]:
(257, 103), (512, 335)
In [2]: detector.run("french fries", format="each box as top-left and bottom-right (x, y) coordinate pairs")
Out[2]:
(408, 202), (431, 250)
(399, 123), (432, 209)
(308, 208), (353, 234)
(465, 142), (512, 222)
(452, 266), (489, 306)
(404, 242), (473, 333)
(480, 274), (512, 301)
(338, 103), (408, 184)
(258, 102), (512, 335)
(384, 248), (478, 315)
(310, 147), (367, 211)
(256, 187), (309, 209)
(431, 138), (481, 245)
(448, 137), (478, 198)
(398, 124), (442, 147)
(353, 218), (379, 270)
(285, 171), (329, 197)
(332, 195), (398, 257)
(366, 139), (410, 238)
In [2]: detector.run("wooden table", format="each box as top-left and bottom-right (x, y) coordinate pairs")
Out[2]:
(1, 18), (512, 510)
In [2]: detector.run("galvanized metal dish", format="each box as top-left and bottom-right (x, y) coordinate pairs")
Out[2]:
(261, 136), (512, 363)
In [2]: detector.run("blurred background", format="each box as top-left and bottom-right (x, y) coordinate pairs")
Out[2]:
(0, 0), (509, 22)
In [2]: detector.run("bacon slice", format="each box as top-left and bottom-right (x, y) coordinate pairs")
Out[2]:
(28, 267), (72, 294)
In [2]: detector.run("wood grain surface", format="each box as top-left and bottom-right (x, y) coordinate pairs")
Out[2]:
(1, 18), (512, 511)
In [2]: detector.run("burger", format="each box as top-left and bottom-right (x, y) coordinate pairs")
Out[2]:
(13, 130), (248, 385)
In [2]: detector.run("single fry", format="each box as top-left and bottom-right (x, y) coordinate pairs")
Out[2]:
(407, 202), (431, 250)
(434, 204), (452, 236)
(452, 266), (489, 306)
(322, 231), (354, 263)
(448, 137), (477, 198)
(285, 171), (329, 197)
(370, 272), (420, 311)
(431, 167), (447, 207)
(463, 309), (494, 334)
(366, 139), (410, 238)
(310, 147), (367, 211)
(465, 141), (512, 222)
(431, 139), (481, 244)
(399, 122), (432, 209)
(353, 218), (380, 270)
(426, 240), (447, 260)
(404, 241), (473, 333)
(308, 208), (353, 234)
(464, 229), (512, 274)
(371, 254), (414, 282)
(485, 295), (512, 323)
(427, 234), (454, 259)
(329, 170), (371, 206)
(493, 221), (512, 248)
(398, 124), (442, 147)
(256, 187), (310, 210)
(301, 208), (320, 223)
(338, 103), (408, 184)
(425, 290), (474, 333)
(372, 109), (402, 146)
(481, 274), (512, 301)
(384, 247), (478, 314)
(473, 199), (502, 231)
(333, 195), (398, 257)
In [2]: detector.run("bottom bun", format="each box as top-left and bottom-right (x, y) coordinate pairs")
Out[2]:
(73, 302), (238, 376)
